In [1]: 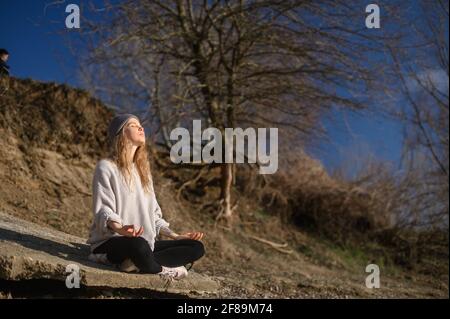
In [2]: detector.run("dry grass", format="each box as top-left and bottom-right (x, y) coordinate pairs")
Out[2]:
(0, 77), (447, 298)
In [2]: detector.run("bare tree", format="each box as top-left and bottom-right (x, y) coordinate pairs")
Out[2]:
(383, 0), (449, 229)
(79, 0), (388, 223)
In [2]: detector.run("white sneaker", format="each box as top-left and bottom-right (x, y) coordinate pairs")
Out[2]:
(119, 258), (139, 273)
(158, 266), (188, 280)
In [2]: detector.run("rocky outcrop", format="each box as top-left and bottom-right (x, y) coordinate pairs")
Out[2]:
(0, 212), (219, 296)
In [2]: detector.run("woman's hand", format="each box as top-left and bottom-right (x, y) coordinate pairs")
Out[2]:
(108, 221), (144, 237)
(119, 225), (144, 237)
(174, 232), (204, 241)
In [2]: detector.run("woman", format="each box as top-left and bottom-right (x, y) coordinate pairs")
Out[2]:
(87, 114), (205, 280)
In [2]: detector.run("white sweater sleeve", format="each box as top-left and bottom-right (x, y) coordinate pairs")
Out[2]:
(154, 199), (171, 235)
(92, 162), (123, 236)
(151, 181), (170, 235)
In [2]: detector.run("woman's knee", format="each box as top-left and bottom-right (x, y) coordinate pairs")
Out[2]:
(191, 240), (205, 260)
(172, 239), (205, 260)
(128, 236), (152, 255)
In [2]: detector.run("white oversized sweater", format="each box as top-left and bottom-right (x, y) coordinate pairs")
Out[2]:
(86, 159), (170, 252)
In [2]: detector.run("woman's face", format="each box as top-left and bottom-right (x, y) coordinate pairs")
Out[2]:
(123, 118), (145, 146)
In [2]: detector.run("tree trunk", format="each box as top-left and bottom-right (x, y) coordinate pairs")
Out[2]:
(220, 163), (234, 222)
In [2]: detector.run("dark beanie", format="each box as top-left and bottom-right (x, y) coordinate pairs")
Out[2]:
(107, 113), (140, 144)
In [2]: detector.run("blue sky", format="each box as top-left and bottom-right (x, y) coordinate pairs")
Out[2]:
(0, 0), (80, 84)
(0, 0), (407, 175)
(315, 109), (403, 176)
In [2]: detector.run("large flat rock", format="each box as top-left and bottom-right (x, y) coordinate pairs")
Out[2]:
(0, 212), (219, 296)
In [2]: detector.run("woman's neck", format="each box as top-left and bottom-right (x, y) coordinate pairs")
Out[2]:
(126, 145), (138, 165)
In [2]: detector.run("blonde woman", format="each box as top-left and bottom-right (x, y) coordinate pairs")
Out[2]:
(87, 114), (205, 280)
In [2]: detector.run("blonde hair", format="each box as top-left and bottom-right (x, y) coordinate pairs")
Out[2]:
(106, 122), (153, 194)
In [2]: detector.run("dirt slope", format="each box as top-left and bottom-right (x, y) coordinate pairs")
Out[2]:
(0, 77), (447, 298)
